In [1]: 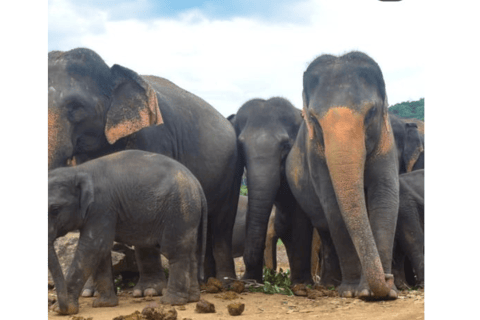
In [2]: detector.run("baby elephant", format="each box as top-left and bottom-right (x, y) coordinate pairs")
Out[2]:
(48, 150), (207, 315)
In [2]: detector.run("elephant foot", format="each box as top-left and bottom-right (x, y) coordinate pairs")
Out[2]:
(355, 276), (398, 300)
(337, 281), (360, 298)
(394, 278), (410, 290)
(159, 288), (189, 305)
(319, 274), (341, 289)
(51, 300), (79, 315)
(132, 278), (167, 297)
(241, 271), (261, 283)
(81, 277), (97, 297)
(92, 294), (119, 308)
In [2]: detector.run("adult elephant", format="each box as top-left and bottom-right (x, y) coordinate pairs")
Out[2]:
(389, 114), (424, 173)
(286, 52), (399, 299)
(48, 48), (242, 298)
(228, 98), (313, 284)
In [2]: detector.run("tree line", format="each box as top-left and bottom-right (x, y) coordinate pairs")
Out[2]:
(388, 98), (424, 121)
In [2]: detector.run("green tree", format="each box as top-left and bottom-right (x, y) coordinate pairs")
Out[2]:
(388, 98), (424, 121)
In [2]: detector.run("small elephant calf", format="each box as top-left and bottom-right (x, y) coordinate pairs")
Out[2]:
(48, 150), (207, 315)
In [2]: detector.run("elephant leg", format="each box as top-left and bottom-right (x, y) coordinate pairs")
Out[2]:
(159, 233), (199, 305)
(81, 276), (96, 297)
(61, 228), (114, 314)
(358, 166), (400, 299)
(318, 180), (362, 298)
(395, 202), (424, 288)
(132, 246), (167, 297)
(316, 228), (342, 288)
(281, 205), (314, 285)
(210, 199), (238, 283)
(203, 221), (216, 281)
(92, 253), (118, 308)
(392, 246), (409, 290)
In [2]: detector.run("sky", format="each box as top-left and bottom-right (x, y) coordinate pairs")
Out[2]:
(47, 0), (426, 117)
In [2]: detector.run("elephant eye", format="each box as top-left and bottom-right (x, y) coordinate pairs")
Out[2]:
(364, 106), (377, 125)
(49, 205), (61, 217)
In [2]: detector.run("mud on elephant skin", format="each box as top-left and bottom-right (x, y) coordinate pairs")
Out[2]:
(48, 150), (208, 315)
(228, 97), (314, 284)
(286, 51), (400, 300)
(392, 169), (424, 289)
(48, 48), (242, 295)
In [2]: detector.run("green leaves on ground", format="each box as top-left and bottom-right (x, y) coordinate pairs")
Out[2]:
(248, 267), (293, 296)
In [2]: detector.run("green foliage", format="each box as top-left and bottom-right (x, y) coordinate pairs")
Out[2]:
(240, 185), (248, 196)
(388, 98), (424, 121)
(277, 238), (284, 246)
(248, 267), (294, 296)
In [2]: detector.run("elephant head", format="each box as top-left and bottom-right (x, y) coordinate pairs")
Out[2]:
(302, 52), (396, 297)
(48, 168), (94, 314)
(389, 114), (425, 173)
(48, 48), (163, 170)
(228, 97), (302, 280)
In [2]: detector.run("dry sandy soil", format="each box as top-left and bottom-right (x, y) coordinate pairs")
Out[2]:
(47, 244), (424, 320)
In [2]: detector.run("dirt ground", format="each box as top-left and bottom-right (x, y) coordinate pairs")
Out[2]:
(47, 244), (424, 320)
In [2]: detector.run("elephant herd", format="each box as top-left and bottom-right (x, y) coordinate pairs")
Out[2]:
(48, 48), (424, 315)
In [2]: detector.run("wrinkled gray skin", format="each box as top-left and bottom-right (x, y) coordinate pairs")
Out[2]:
(48, 150), (207, 315)
(228, 98), (313, 284)
(392, 169), (424, 289)
(48, 48), (242, 297)
(286, 52), (400, 300)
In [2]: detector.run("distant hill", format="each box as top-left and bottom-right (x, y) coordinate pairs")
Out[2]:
(388, 98), (424, 121)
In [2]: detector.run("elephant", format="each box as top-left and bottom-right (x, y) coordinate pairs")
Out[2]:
(48, 48), (242, 297)
(285, 51), (400, 299)
(389, 114), (425, 174)
(263, 208), (322, 280)
(48, 150), (207, 314)
(228, 97), (313, 284)
(392, 169), (424, 289)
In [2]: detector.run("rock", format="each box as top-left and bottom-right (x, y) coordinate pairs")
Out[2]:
(48, 233), (129, 285)
(195, 299), (216, 313)
(227, 302), (245, 316)
(291, 284), (307, 296)
(230, 281), (245, 293)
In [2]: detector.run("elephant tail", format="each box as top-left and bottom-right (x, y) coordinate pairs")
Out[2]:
(197, 191), (208, 282)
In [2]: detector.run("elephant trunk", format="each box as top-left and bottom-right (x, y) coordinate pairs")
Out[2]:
(48, 240), (69, 313)
(321, 109), (393, 297)
(242, 160), (280, 280)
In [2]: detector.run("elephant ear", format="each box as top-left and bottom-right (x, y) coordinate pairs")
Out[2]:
(75, 172), (94, 219)
(403, 123), (424, 172)
(105, 65), (164, 144)
(227, 114), (235, 122)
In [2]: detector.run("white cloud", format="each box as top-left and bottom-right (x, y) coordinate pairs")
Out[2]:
(49, 0), (426, 116)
